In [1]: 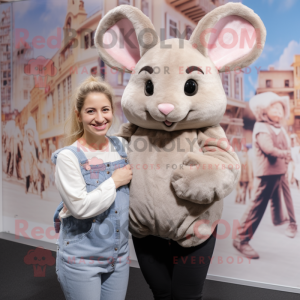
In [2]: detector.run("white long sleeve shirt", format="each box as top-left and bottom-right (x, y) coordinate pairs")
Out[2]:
(55, 136), (127, 220)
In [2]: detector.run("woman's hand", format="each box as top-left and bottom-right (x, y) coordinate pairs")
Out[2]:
(111, 164), (132, 189)
(63, 203), (68, 213)
(59, 204), (68, 221)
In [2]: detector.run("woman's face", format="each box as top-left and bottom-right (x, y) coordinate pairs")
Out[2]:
(267, 102), (284, 123)
(77, 92), (113, 139)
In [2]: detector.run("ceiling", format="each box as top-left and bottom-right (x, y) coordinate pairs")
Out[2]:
(165, 0), (216, 24)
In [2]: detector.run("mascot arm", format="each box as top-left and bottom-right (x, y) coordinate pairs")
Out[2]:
(171, 125), (241, 204)
(113, 122), (139, 143)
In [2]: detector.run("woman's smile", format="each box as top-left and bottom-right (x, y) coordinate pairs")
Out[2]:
(91, 122), (107, 131)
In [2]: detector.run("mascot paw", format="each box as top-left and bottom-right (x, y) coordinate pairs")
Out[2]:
(171, 167), (190, 199)
(171, 152), (199, 200)
(171, 152), (216, 203)
(182, 152), (201, 165)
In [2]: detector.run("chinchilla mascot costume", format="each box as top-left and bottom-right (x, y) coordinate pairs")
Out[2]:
(93, 3), (266, 299)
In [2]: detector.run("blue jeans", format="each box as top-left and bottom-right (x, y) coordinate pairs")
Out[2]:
(56, 240), (130, 300)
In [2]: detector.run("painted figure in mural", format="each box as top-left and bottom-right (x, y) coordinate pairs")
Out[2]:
(37, 154), (47, 199)
(247, 144), (255, 200)
(2, 129), (5, 173)
(290, 133), (300, 190)
(14, 126), (24, 180)
(248, 143), (290, 227)
(94, 3), (265, 299)
(52, 76), (132, 300)
(23, 128), (37, 193)
(48, 138), (57, 187)
(234, 92), (298, 259)
(3, 119), (24, 180)
(23, 117), (42, 195)
(235, 143), (253, 204)
(4, 119), (16, 178)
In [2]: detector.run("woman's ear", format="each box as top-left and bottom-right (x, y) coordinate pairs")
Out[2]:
(75, 109), (81, 122)
(94, 5), (158, 73)
(189, 2), (266, 72)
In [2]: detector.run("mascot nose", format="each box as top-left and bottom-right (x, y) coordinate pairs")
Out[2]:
(158, 103), (174, 115)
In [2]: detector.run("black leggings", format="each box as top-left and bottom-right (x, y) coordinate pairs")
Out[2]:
(132, 225), (218, 300)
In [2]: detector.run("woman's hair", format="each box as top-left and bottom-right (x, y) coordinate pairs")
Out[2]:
(64, 76), (115, 146)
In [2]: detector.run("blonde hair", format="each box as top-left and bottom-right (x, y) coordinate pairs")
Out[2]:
(64, 76), (115, 146)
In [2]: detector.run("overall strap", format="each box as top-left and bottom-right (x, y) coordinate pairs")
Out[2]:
(51, 145), (89, 165)
(107, 136), (127, 158)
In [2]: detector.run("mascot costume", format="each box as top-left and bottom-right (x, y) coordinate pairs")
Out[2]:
(54, 2), (266, 299)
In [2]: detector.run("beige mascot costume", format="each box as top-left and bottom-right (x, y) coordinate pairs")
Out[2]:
(93, 2), (266, 299)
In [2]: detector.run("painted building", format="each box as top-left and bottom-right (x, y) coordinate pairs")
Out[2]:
(12, 41), (35, 113)
(219, 71), (244, 142)
(0, 5), (12, 116)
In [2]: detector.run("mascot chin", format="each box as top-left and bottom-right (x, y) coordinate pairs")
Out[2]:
(95, 3), (266, 299)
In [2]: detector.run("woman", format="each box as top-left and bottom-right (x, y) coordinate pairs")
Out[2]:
(52, 76), (132, 300)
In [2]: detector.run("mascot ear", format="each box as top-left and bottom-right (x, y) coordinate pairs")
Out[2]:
(94, 5), (158, 73)
(189, 2), (266, 72)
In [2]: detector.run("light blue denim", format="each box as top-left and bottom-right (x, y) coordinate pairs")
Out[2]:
(52, 136), (130, 300)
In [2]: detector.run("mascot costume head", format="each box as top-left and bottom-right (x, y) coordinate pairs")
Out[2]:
(95, 3), (266, 247)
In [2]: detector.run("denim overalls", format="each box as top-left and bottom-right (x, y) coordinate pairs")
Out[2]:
(52, 136), (130, 300)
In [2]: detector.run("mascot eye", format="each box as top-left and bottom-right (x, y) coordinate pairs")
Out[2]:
(145, 80), (154, 96)
(184, 79), (198, 96)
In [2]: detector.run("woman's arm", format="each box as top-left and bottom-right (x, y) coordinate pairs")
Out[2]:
(55, 150), (116, 219)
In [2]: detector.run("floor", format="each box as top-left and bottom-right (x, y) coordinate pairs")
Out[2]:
(1, 238), (299, 300)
